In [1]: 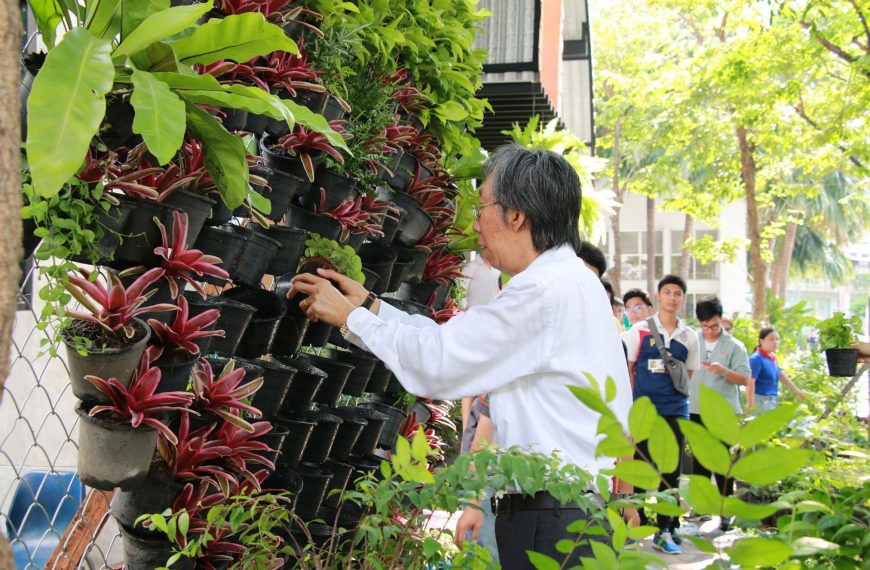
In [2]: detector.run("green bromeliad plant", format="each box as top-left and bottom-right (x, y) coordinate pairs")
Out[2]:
(25, 0), (347, 208)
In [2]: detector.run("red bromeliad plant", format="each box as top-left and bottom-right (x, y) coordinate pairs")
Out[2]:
(317, 190), (384, 239)
(215, 0), (322, 33)
(213, 419), (275, 485)
(421, 250), (466, 286)
(400, 132), (441, 171)
(158, 413), (236, 491)
(180, 138), (269, 198)
(65, 267), (176, 339)
(154, 210), (230, 298)
(191, 359), (264, 432)
(85, 357), (193, 445)
(431, 298), (461, 325)
(259, 42), (325, 96)
(148, 296), (224, 357)
(273, 120), (348, 182)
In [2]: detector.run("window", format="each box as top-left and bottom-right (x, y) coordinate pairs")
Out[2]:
(619, 231), (663, 280)
(671, 230), (719, 280)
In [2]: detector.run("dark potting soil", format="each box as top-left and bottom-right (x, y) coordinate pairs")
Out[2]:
(297, 257), (337, 275)
(63, 319), (147, 351)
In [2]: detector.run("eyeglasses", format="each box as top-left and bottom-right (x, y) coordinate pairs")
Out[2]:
(624, 306), (646, 315)
(472, 200), (499, 221)
(699, 322), (721, 331)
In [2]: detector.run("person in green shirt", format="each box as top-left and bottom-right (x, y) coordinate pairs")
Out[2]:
(690, 296), (753, 531)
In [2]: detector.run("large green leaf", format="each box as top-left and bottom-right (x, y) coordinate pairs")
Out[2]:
(569, 386), (614, 419)
(130, 69), (186, 164)
(722, 496), (781, 520)
(184, 103), (248, 208)
(281, 99), (350, 152)
(648, 416), (679, 474)
(737, 404), (796, 449)
(26, 28), (114, 197)
(114, 1), (213, 58)
(29, 0), (65, 48)
(686, 475), (722, 515)
(726, 538), (792, 567)
(628, 396), (657, 444)
(84, 0), (121, 40)
(129, 42), (180, 72)
(731, 447), (812, 485)
(179, 86), (294, 126)
(610, 460), (660, 490)
(121, 0), (170, 41)
(169, 13), (298, 66)
(679, 419), (731, 475)
(699, 385), (739, 445)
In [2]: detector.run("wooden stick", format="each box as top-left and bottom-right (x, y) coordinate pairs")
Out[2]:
(47, 489), (114, 570)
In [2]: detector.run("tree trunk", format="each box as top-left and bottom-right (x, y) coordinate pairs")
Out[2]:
(772, 221), (797, 298)
(646, 195), (656, 295)
(609, 116), (623, 294)
(737, 125), (767, 320)
(0, 0), (23, 565)
(679, 214), (694, 282)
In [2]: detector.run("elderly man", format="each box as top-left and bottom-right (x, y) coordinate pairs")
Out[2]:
(290, 145), (633, 569)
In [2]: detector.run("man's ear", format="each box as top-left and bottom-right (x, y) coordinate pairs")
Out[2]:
(507, 208), (526, 231)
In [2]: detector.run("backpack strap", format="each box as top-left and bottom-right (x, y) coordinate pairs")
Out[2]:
(646, 317), (670, 360)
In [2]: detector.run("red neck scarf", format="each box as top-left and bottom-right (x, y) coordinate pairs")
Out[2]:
(756, 348), (777, 364)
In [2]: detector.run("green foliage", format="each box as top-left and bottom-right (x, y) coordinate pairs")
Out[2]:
(816, 312), (863, 350)
(301, 233), (365, 284)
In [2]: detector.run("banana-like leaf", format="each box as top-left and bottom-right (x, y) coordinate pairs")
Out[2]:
(84, 0), (121, 40)
(129, 41), (180, 72)
(121, 0), (170, 40)
(184, 103), (248, 208)
(280, 98), (350, 153)
(28, 0), (65, 48)
(26, 28), (114, 197)
(130, 69), (186, 164)
(169, 12), (298, 66)
(114, 0), (213, 58)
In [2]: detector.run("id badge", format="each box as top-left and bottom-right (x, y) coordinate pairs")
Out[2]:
(648, 359), (665, 373)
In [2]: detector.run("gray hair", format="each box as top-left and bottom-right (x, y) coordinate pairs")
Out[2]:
(483, 144), (582, 253)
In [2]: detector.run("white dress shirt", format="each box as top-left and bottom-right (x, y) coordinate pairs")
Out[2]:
(345, 244), (633, 475)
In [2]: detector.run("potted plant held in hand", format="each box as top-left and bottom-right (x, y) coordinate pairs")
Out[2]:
(817, 312), (863, 377)
(77, 357), (193, 489)
(64, 267), (177, 404)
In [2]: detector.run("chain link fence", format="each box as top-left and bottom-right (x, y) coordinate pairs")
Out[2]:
(1, 258), (121, 569)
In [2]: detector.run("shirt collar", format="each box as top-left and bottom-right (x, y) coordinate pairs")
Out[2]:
(756, 348), (777, 363)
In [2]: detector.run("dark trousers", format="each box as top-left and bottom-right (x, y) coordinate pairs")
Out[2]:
(635, 414), (684, 532)
(689, 413), (735, 497)
(493, 492), (606, 570)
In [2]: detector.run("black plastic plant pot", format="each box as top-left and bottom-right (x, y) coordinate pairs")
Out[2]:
(288, 523), (333, 555)
(358, 242), (397, 296)
(251, 358), (297, 419)
(378, 203), (406, 244)
(192, 225), (248, 286)
(324, 407), (368, 461)
(394, 245), (429, 284)
(231, 227), (281, 289)
(291, 89), (328, 115)
(339, 230), (367, 253)
(382, 297), (431, 317)
(350, 407), (389, 456)
(207, 298), (256, 356)
(154, 350), (198, 393)
(255, 225), (307, 276)
(299, 167), (359, 212)
(365, 360), (394, 397)
(64, 318), (152, 405)
(397, 280), (449, 311)
(301, 411), (343, 465)
(262, 170), (309, 222)
(245, 112), (269, 136)
(319, 460), (353, 509)
(375, 186), (434, 247)
(21, 217), (40, 261)
(263, 467), (302, 512)
(221, 107), (248, 132)
(301, 321), (335, 349)
(387, 153), (417, 192)
(358, 401), (406, 450)
(255, 421), (289, 468)
(182, 292), (223, 355)
(326, 348), (378, 397)
(112, 198), (180, 268)
(76, 403), (158, 491)
(411, 401), (432, 425)
(283, 204), (342, 241)
(385, 258), (412, 294)
(120, 523), (192, 570)
(160, 189), (214, 247)
(89, 198), (136, 261)
(203, 193), (233, 227)
(825, 348), (859, 377)
(293, 353), (354, 406)
(261, 136), (323, 181)
(294, 464), (334, 520)
(276, 359), (327, 417)
(322, 96), (347, 122)
(345, 454), (383, 482)
(361, 268), (380, 293)
(272, 417), (315, 469)
(271, 312), (310, 358)
(219, 287), (286, 358)
(111, 463), (183, 534)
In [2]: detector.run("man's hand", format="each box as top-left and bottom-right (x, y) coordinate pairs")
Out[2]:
(316, 268), (369, 306)
(289, 272), (358, 327)
(454, 505), (484, 548)
(622, 506), (640, 527)
(703, 361), (726, 375)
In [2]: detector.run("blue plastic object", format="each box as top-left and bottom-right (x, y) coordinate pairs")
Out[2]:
(4, 470), (86, 569)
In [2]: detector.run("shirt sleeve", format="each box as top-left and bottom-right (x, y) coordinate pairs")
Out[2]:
(686, 328), (702, 371)
(749, 354), (762, 379)
(344, 277), (553, 400)
(729, 342), (751, 377)
(621, 325), (641, 363)
(344, 298), (437, 349)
